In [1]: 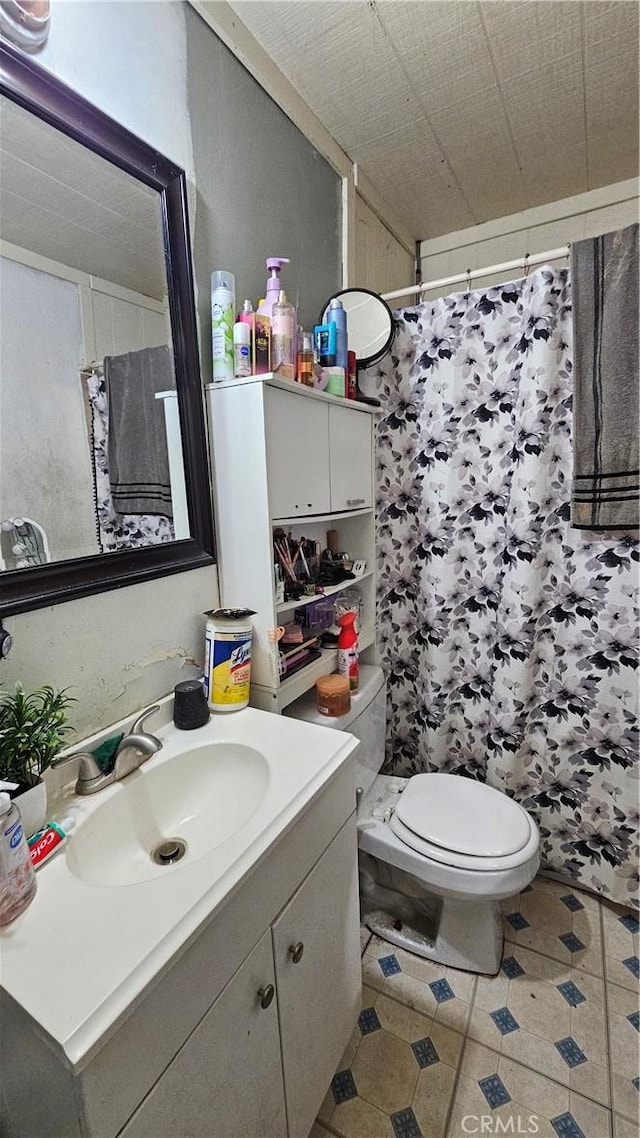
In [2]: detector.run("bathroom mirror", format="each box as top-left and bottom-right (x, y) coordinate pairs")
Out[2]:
(320, 288), (395, 366)
(0, 42), (215, 616)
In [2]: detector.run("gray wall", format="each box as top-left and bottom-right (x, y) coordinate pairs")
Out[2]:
(186, 4), (341, 379)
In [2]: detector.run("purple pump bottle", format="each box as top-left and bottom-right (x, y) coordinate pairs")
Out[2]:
(257, 257), (290, 318)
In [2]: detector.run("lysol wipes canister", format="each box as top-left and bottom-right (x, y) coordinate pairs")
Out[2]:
(203, 608), (256, 712)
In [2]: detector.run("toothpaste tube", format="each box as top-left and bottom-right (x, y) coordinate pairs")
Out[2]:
(28, 817), (76, 870)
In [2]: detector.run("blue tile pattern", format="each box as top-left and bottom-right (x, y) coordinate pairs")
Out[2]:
(628, 1011), (640, 1032)
(358, 1007), (381, 1035)
(558, 932), (585, 953)
(429, 979), (455, 1003)
(560, 894), (584, 912)
(506, 912), (530, 931)
(379, 954), (402, 977)
(391, 1107), (422, 1138)
(551, 1112), (586, 1138)
(555, 1037), (587, 1068)
(411, 1037), (439, 1068)
(623, 956), (640, 978)
(478, 1074), (511, 1108)
(331, 1069), (357, 1104)
(501, 956), (525, 979)
(557, 981), (586, 1007)
(490, 1006), (520, 1035)
(619, 913), (640, 934)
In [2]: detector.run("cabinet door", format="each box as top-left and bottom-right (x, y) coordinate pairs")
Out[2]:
(329, 406), (373, 511)
(265, 388), (330, 518)
(121, 931), (286, 1138)
(273, 814), (361, 1138)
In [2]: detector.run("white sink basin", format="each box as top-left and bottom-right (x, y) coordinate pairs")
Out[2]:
(65, 743), (270, 887)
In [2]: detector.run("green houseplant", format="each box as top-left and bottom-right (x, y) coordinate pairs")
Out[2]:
(0, 683), (75, 836)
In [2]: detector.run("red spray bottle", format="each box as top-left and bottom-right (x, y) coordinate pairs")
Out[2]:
(338, 611), (359, 692)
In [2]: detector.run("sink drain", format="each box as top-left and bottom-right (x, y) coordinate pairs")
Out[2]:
(151, 838), (187, 866)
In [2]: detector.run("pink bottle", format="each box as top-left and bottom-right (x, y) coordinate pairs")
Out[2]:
(257, 258), (290, 319)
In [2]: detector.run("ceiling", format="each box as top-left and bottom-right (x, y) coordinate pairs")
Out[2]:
(229, 0), (639, 240)
(0, 95), (167, 299)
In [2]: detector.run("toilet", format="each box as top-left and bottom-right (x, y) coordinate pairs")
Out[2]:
(285, 665), (540, 975)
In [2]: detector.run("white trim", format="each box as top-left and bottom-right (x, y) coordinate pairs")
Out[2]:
(0, 239), (88, 285)
(89, 274), (166, 313)
(383, 247), (570, 303)
(342, 174), (357, 288)
(354, 166), (415, 257)
(419, 178), (639, 259)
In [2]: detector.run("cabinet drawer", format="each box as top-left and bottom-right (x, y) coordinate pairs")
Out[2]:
(329, 406), (373, 511)
(265, 388), (331, 517)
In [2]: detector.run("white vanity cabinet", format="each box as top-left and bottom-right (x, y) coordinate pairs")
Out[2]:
(121, 817), (360, 1138)
(1, 756), (360, 1138)
(207, 375), (377, 712)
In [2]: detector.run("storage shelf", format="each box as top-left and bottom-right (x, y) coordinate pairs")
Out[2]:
(278, 626), (375, 710)
(273, 508), (373, 527)
(206, 374), (378, 414)
(276, 571), (374, 614)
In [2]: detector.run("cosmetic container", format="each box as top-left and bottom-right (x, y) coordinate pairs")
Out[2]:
(326, 298), (348, 369)
(0, 792), (37, 926)
(211, 270), (235, 382)
(253, 314), (271, 375)
(272, 290), (296, 380)
(257, 257), (290, 319)
(314, 323), (337, 367)
(233, 321), (252, 378)
(316, 674), (350, 718)
(347, 350), (357, 399)
(297, 332), (315, 386)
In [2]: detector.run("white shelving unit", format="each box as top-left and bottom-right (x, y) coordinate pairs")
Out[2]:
(207, 374), (378, 712)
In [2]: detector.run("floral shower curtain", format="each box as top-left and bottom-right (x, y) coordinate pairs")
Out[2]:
(366, 267), (639, 909)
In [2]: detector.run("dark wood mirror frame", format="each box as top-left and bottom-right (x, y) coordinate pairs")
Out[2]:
(0, 41), (216, 617)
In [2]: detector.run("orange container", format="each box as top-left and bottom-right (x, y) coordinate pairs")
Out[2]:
(316, 674), (351, 718)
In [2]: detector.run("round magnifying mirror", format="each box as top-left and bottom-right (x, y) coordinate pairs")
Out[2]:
(320, 288), (394, 367)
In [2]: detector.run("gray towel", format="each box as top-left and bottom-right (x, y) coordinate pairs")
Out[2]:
(571, 223), (639, 530)
(106, 345), (175, 519)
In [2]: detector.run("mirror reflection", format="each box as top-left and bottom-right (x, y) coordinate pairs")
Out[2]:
(0, 93), (189, 572)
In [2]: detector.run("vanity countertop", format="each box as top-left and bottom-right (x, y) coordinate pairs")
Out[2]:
(0, 704), (357, 1070)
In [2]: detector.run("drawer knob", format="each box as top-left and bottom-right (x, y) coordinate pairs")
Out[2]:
(346, 498), (365, 506)
(289, 941), (304, 964)
(258, 984), (275, 1009)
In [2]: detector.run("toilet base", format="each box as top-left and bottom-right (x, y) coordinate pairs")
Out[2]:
(359, 853), (504, 975)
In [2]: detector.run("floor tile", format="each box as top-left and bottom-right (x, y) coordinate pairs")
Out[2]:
(504, 879), (603, 977)
(614, 1114), (640, 1138)
(350, 1028), (420, 1115)
(447, 1041), (612, 1137)
(602, 901), (640, 993)
(411, 1059), (457, 1138)
(607, 982), (640, 1122)
(329, 1094), (395, 1137)
(469, 943), (609, 1104)
(362, 936), (476, 1034)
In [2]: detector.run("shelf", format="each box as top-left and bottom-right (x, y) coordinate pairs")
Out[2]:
(206, 374), (379, 414)
(278, 626), (375, 710)
(273, 508), (373, 527)
(276, 571), (374, 614)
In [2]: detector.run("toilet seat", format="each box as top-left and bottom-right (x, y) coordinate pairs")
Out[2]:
(388, 773), (538, 873)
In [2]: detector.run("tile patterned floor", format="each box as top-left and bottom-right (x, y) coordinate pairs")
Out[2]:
(314, 875), (640, 1138)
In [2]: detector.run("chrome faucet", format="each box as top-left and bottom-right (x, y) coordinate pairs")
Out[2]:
(51, 704), (162, 796)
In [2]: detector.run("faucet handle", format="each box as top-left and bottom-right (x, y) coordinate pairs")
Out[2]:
(129, 703), (161, 735)
(51, 750), (102, 782)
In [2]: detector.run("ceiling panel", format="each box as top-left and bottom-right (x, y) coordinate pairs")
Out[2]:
(229, 0), (639, 240)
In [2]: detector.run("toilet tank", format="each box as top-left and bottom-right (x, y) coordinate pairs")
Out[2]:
(283, 665), (386, 796)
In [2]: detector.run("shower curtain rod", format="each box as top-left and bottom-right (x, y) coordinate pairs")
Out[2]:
(381, 245), (570, 303)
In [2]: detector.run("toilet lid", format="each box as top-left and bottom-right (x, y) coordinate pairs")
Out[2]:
(395, 773), (531, 858)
